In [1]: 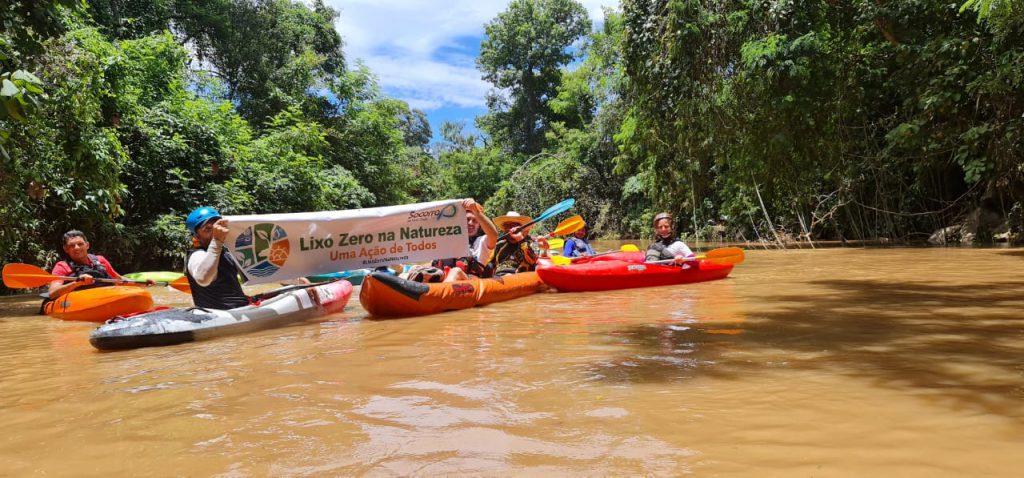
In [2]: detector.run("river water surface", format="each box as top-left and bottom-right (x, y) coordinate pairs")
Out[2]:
(1, 247), (1022, 476)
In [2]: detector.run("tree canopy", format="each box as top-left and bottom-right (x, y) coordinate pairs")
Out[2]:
(2, 0), (1023, 286)
(1, 0), (425, 272)
(477, 0), (591, 156)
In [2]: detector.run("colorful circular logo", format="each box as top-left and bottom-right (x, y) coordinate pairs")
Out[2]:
(234, 223), (290, 278)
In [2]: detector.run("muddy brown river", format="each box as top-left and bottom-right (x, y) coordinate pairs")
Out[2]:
(1, 247), (1022, 476)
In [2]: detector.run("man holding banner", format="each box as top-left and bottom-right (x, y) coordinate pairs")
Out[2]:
(185, 207), (251, 310)
(219, 199), (472, 287)
(428, 199), (499, 282)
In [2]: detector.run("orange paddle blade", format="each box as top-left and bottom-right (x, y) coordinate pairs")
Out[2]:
(551, 215), (585, 236)
(704, 247), (745, 265)
(168, 276), (192, 294)
(2, 263), (66, 288)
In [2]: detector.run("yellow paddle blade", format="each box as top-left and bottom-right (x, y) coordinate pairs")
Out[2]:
(703, 247), (745, 265)
(620, 244), (640, 252)
(550, 255), (572, 265)
(2, 263), (65, 288)
(547, 238), (565, 251)
(551, 215), (584, 236)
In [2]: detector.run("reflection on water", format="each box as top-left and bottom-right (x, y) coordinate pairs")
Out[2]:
(1, 247), (1022, 475)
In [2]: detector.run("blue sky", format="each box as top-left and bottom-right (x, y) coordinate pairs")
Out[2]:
(326, 0), (614, 143)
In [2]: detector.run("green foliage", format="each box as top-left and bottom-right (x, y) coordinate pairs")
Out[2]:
(86, 0), (175, 39)
(615, 0), (1024, 242)
(231, 107), (373, 213)
(437, 120), (483, 154)
(433, 120), (516, 205)
(7, 0), (1024, 283)
(173, 0), (347, 125)
(2, 26), (127, 267)
(110, 32), (188, 115)
(321, 87), (414, 207)
(0, 0), (450, 276)
(0, 70), (47, 161)
(0, 0), (86, 159)
(441, 147), (515, 203)
(960, 0), (1014, 22)
(0, 70), (45, 121)
(478, 0), (592, 155)
(396, 107), (432, 150)
(0, 0), (86, 64)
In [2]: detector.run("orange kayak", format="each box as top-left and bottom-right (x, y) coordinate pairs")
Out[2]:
(43, 286), (154, 322)
(359, 271), (545, 317)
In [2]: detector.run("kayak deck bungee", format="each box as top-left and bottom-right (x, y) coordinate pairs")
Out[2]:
(89, 280), (353, 350)
(537, 258), (733, 292)
(359, 271), (545, 317)
(43, 286), (154, 322)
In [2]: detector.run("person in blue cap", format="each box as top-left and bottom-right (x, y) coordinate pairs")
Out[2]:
(184, 207), (250, 309)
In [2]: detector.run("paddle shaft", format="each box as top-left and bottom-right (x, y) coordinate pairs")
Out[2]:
(584, 249), (627, 259)
(32, 273), (162, 286)
(648, 247), (744, 265)
(496, 198), (575, 242)
(497, 217), (546, 242)
(250, 280), (332, 302)
(572, 245), (639, 260)
(648, 256), (704, 265)
(3, 263), (181, 290)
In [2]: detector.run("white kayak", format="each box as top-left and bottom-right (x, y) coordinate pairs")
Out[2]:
(89, 280), (353, 350)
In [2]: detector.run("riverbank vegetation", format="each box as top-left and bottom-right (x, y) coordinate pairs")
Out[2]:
(2, 0), (1021, 274)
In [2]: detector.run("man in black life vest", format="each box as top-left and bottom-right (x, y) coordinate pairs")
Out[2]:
(47, 230), (129, 299)
(645, 212), (695, 265)
(488, 211), (539, 276)
(184, 207), (250, 310)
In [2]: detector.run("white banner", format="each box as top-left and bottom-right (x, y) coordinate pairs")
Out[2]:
(223, 199), (468, 284)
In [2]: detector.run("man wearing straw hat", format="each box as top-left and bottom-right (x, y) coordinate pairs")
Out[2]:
(488, 211), (540, 276)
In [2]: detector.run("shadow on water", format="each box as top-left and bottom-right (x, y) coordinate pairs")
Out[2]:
(595, 279), (1024, 419)
(0, 294), (45, 321)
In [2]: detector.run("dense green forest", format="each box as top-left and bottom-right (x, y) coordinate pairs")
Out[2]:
(2, 0), (1021, 274)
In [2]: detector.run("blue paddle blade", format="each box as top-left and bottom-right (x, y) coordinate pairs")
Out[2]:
(494, 198), (575, 242)
(534, 198), (575, 223)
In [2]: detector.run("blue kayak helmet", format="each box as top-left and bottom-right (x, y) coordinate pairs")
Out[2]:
(186, 206), (222, 235)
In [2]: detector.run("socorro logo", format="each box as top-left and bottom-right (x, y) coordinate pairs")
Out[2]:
(408, 203), (460, 222)
(436, 203), (458, 221)
(234, 223), (290, 278)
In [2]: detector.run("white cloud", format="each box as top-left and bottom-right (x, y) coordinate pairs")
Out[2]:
(327, 0), (615, 112)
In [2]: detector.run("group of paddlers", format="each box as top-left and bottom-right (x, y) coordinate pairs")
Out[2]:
(404, 200), (696, 284)
(43, 201), (696, 310)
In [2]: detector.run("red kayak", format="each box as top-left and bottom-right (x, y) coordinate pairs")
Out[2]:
(537, 257), (733, 292)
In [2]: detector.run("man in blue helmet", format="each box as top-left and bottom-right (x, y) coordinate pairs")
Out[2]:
(184, 207), (250, 309)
